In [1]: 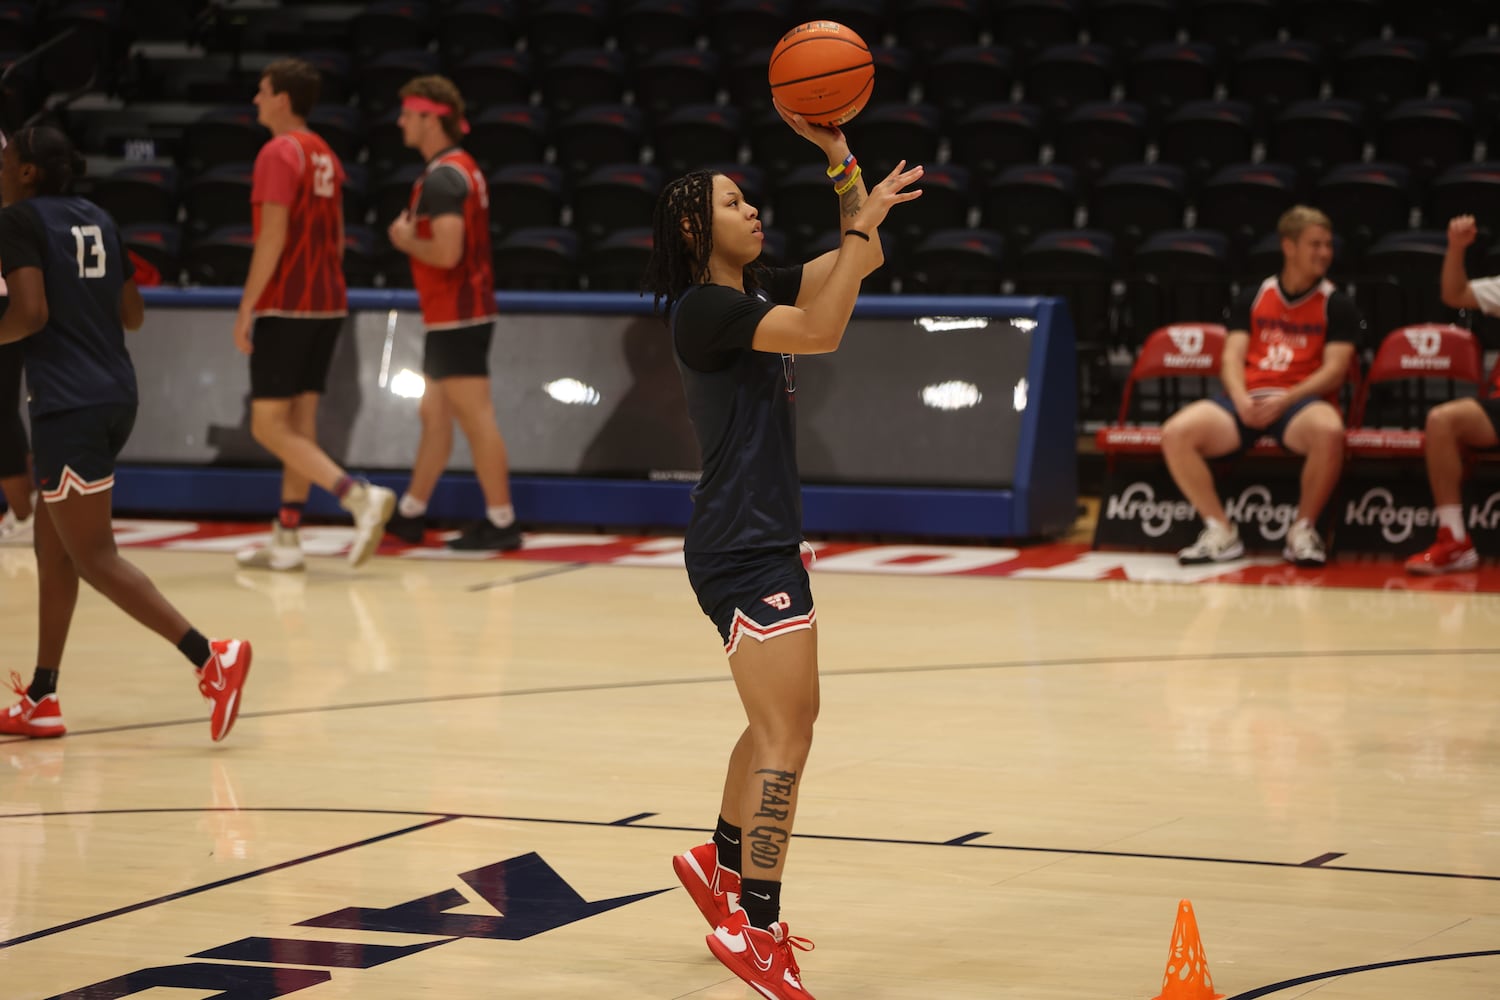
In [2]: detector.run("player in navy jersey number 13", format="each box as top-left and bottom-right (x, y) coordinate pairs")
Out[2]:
(0, 126), (250, 742)
(646, 105), (923, 1000)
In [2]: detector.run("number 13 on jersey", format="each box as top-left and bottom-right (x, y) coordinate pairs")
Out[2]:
(70, 224), (107, 278)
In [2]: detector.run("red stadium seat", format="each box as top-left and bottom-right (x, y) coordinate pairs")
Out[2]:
(1346, 324), (1484, 458)
(1095, 323), (1228, 456)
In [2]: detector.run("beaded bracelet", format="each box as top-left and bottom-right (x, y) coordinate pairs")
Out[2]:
(833, 166), (862, 196)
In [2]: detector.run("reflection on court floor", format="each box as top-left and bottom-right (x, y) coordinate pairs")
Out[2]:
(1, 529), (1496, 999)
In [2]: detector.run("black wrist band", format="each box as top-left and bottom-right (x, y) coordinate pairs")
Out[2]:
(843, 229), (871, 242)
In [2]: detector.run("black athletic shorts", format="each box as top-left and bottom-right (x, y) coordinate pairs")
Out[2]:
(423, 321), (494, 379)
(0, 339), (26, 478)
(32, 403), (136, 503)
(684, 545), (816, 654)
(250, 316), (344, 399)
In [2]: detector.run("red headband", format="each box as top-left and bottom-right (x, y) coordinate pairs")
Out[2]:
(402, 95), (470, 134)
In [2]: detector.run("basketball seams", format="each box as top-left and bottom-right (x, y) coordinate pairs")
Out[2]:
(769, 63), (875, 90)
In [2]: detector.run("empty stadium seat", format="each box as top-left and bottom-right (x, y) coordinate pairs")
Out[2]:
(652, 104), (741, 179)
(583, 227), (654, 291)
(1023, 43), (1115, 123)
(924, 46), (1014, 127)
(1125, 230), (1232, 347)
(949, 103), (1044, 182)
(1088, 164), (1187, 260)
(1157, 100), (1254, 194)
(980, 163), (1078, 252)
(570, 164), (661, 248)
(1334, 37), (1431, 123)
(488, 164), (567, 233)
(904, 228), (1005, 295)
(1314, 162), (1412, 266)
(1053, 101), (1148, 191)
(492, 226), (580, 290)
(87, 164), (180, 229)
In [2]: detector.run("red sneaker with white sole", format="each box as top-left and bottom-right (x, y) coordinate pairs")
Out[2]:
(706, 909), (816, 1000)
(672, 841), (741, 928)
(1405, 527), (1479, 575)
(198, 639), (252, 742)
(0, 671), (65, 739)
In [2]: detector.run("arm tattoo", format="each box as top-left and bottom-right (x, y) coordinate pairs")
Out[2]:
(746, 768), (798, 870)
(839, 186), (864, 219)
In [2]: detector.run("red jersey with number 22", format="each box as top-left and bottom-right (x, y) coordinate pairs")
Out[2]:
(251, 129), (347, 317)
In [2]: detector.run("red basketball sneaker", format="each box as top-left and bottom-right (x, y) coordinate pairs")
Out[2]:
(1405, 527), (1478, 575)
(198, 639), (252, 742)
(672, 841), (741, 927)
(707, 909), (816, 1000)
(0, 671), (65, 739)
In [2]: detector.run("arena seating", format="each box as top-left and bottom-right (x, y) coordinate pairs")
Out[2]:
(25, 0), (1498, 428)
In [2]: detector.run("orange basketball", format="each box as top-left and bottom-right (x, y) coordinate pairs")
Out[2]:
(767, 21), (874, 127)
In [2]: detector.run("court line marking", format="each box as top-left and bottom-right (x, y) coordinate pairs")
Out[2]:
(0, 815), (458, 951)
(465, 562), (591, 592)
(0, 807), (1493, 888)
(3, 646), (1496, 745)
(1225, 949), (1500, 999)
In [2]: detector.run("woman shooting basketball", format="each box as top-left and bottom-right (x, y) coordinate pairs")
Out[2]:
(645, 106), (922, 999)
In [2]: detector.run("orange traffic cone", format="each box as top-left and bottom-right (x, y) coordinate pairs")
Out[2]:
(1152, 899), (1225, 1000)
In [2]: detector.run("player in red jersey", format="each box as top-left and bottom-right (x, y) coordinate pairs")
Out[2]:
(383, 76), (522, 551)
(232, 58), (394, 572)
(1161, 206), (1362, 567)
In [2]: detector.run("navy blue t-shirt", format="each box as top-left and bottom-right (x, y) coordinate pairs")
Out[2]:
(672, 266), (804, 553)
(0, 196), (136, 416)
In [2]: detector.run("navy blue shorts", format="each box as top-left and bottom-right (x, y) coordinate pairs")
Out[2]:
(684, 546), (816, 654)
(1208, 392), (1325, 455)
(32, 403), (136, 503)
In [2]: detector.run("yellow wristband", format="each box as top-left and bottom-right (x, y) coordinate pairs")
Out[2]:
(833, 166), (862, 196)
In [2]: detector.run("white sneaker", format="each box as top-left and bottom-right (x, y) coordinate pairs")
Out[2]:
(0, 508), (33, 545)
(1177, 521), (1244, 565)
(235, 522), (305, 571)
(341, 482), (396, 567)
(1282, 520), (1326, 567)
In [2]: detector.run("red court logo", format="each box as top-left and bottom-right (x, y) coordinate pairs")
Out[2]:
(761, 592), (792, 610)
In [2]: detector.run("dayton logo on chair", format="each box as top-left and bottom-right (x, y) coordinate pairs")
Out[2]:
(1164, 326), (1214, 369)
(1400, 327), (1451, 371)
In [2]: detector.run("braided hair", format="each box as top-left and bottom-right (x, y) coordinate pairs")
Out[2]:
(9, 126), (85, 196)
(644, 169), (764, 322)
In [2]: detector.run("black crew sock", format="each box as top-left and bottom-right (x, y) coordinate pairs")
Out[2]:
(713, 815), (742, 874)
(178, 628), (213, 670)
(27, 667), (58, 701)
(740, 878), (782, 930)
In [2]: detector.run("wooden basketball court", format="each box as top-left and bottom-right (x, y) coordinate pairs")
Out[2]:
(1, 526), (1496, 999)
